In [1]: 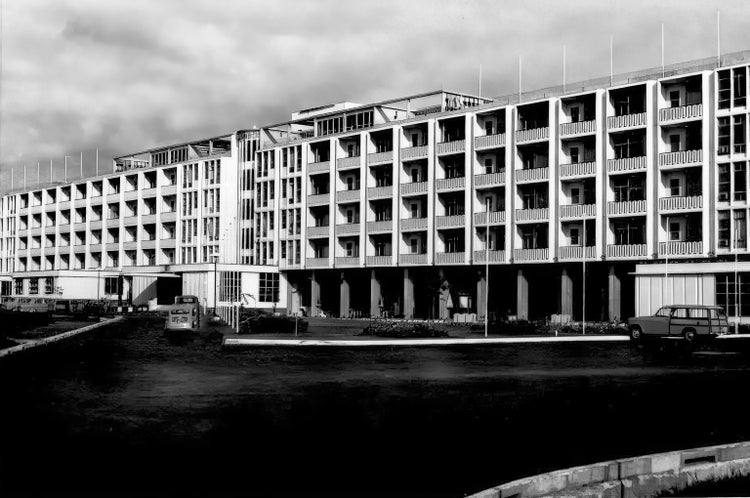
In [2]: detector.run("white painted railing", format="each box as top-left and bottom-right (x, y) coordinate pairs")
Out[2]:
(307, 161), (331, 173)
(659, 103), (702, 122)
(607, 200), (647, 216)
(515, 127), (549, 143)
(336, 223), (360, 235)
(473, 250), (505, 263)
(308, 193), (330, 206)
(474, 171), (505, 187)
(659, 241), (703, 256)
(607, 156), (647, 173)
(366, 255), (393, 266)
(559, 120), (596, 136)
(435, 177), (465, 191)
(513, 248), (548, 261)
(399, 253), (427, 265)
(400, 218), (428, 231)
(515, 167), (549, 183)
(366, 151), (393, 165)
(435, 214), (465, 228)
(400, 181), (428, 195)
(216, 304), (241, 334)
(659, 195), (703, 211)
(473, 211), (506, 225)
(435, 139), (466, 155)
(306, 225), (329, 238)
(366, 220), (392, 233)
(515, 207), (549, 222)
(306, 257), (329, 268)
(607, 112), (647, 129)
(658, 149), (702, 166)
(559, 245), (597, 260)
(474, 133), (506, 149)
(606, 244), (647, 258)
(367, 185), (393, 199)
(335, 256), (360, 267)
(559, 203), (596, 219)
(336, 189), (360, 203)
(336, 156), (361, 170)
(400, 145), (429, 160)
(560, 161), (597, 179)
(435, 251), (465, 264)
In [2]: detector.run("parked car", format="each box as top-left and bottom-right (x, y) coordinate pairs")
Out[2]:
(628, 305), (729, 343)
(1, 297), (54, 313)
(165, 295), (201, 332)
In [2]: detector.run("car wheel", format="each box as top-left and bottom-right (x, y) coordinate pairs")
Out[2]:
(683, 328), (697, 342)
(630, 326), (642, 342)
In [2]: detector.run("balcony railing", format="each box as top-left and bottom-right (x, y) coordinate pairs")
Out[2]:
(367, 185), (393, 199)
(366, 220), (392, 233)
(435, 251), (465, 264)
(473, 211), (506, 225)
(659, 104), (702, 122)
(399, 253), (427, 265)
(473, 250), (505, 263)
(366, 255), (393, 266)
(513, 248), (548, 262)
(306, 257), (329, 268)
(515, 167), (549, 183)
(336, 156), (361, 170)
(658, 195), (703, 211)
(658, 149), (702, 167)
(515, 127), (549, 143)
(606, 244), (647, 258)
(607, 200), (647, 216)
(335, 256), (360, 267)
(400, 218), (428, 231)
(560, 203), (596, 219)
(659, 241), (703, 256)
(435, 214), (465, 229)
(161, 211), (177, 223)
(435, 139), (466, 155)
(607, 112), (647, 129)
(435, 177), (465, 191)
(306, 225), (330, 238)
(474, 171), (505, 188)
(336, 223), (360, 235)
(336, 189), (360, 203)
(400, 181), (428, 196)
(308, 193), (330, 206)
(515, 207), (549, 222)
(559, 120), (596, 137)
(367, 151), (393, 166)
(307, 160), (331, 174)
(474, 133), (506, 150)
(401, 145), (429, 161)
(560, 161), (597, 179)
(607, 156), (647, 174)
(559, 245), (597, 260)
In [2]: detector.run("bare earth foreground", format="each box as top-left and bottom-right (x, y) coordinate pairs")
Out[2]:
(2, 316), (750, 497)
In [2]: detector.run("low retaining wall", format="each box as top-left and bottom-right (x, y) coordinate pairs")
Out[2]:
(470, 441), (750, 498)
(0, 316), (124, 358)
(222, 336), (631, 348)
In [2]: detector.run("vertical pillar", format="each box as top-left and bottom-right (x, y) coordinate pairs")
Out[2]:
(608, 265), (621, 321)
(370, 269), (381, 318)
(340, 271), (350, 318)
(476, 270), (487, 320)
(286, 278), (294, 315)
(310, 270), (320, 318)
(517, 269), (528, 320)
(560, 267), (573, 317)
(403, 268), (415, 319)
(438, 269), (450, 320)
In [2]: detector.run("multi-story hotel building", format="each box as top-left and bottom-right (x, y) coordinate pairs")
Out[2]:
(4, 50), (750, 321)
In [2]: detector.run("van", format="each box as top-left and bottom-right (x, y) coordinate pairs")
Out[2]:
(165, 295), (201, 332)
(628, 305), (729, 343)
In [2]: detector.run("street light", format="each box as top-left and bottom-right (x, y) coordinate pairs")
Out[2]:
(290, 286), (299, 337)
(211, 252), (219, 318)
(484, 197), (490, 338)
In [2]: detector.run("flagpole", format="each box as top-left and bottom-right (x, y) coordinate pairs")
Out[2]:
(665, 216), (669, 307)
(80, 151), (83, 178)
(484, 198), (490, 338)
(717, 10), (721, 65)
(610, 35), (614, 85)
(37, 161), (40, 185)
(518, 55), (522, 103)
(95, 148), (99, 176)
(661, 23), (665, 78)
(582, 220), (586, 335)
(562, 44), (567, 93)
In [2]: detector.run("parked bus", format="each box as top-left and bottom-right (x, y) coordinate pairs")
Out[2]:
(165, 295), (201, 332)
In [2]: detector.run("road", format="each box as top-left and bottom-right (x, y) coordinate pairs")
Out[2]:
(2, 316), (750, 497)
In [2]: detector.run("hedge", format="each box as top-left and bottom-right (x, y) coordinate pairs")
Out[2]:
(361, 320), (449, 338)
(238, 309), (308, 334)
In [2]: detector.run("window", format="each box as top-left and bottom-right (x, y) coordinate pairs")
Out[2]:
(484, 158), (493, 174)
(258, 273), (279, 303)
(570, 227), (580, 246)
(411, 203), (419, 218)
(614, 221), (644, 245)
(13, 278), (23, 295)
(613, 176), (644, 202)
(219, 271), (241, 303)
(44, 277), (55, 295)
(570, 106), (580, 123)
(734, 115), (746, 154)
(669, 90), (680, 108)
(570, 147), (580, 164)
(734, 68), (746, 107)
(29, 278), (39, 295)
(735, 210), (747, 249)
(719, 211), (730, 248)
(410, 238), (419, 254)
(571, 187), (581, 205)
(486, 121), (494, 136)
(669, 222), (681, 241)
(719, 69), (731, 109)
(734, 162), (746, 201)
(718, 116), (731, 155)
(105, 277), (120, 295)
(669, 178), (681, 197)
(719, 164), (731, 202)
(346, 242), (356, 257)
(669, 134), (681, 153)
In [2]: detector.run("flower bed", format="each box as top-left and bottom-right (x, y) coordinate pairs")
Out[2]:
(361, 320), (449, 338)
(238, 309), (308, 334)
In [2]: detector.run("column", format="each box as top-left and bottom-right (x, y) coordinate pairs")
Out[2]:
(339, 271), (350, 318)
(437, 269), (450, 320)
(517, 269), (528, 319)
(310, 270), (320, 317)
(403, 268), (415, 319)
(370, 269), (381, 318)
(476, 270), (487, 320)
(286, 278), (294, 315)
(608, 265), (621, 321)
(560, 267), (573, 317)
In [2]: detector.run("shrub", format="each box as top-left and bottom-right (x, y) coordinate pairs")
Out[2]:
(361, 320), (449, 338)
(238, 309), (308, 334)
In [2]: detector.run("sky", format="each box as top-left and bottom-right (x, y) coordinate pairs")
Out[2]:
(1, 0), (750, 192)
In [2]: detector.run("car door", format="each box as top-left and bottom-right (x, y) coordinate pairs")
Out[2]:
(687, 307), (710, 335)
(669, 307), (690, 336)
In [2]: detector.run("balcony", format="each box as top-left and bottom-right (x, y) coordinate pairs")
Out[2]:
(336, 156), (361, 170)
(658, 195), (702, 212)
(559, 120), (596, 137)
(560, 162), (597, 180)
(141, 239), (157, 250)
(515, 127), (549, 144)
(659, 104), (702, 123)
(336, 189), (360, 203)
(607, 112), (647, 130)
(658, 149), (702, 168)
(473, 250), (505, 263)
(560, 204), (596, 220)
(607, 156), (647, 174)
(473, 211), (506, 225)
(160, 211), (177, 223)
(399, 253), (427, 265)
(44, 225), (57, 234)
(306, 225), (330, 238)
(515, 167), (549, 183)
(401, 145), (429, 161)
(435, 214), (465, 229)
(658, 241), (703, 256)
(607, 200), (647, 216)
(308, 193), (330, 206)
(123, 241), (138, 251)
(141, 214), (157, 225)
(73, 222), (86, 232)
(44, 246), (57, 256)
(335, 256), (360, 267)
(435, 252), (465, 265)
(106, 242), (120, 252)
(435, 177), (465, 192)
(306, 257), (329, 268)
(474, 133), (506, 150)
(400, 218), (428, 231)
(160, 239), (176, 249)
(400, 182), (428, 196)
(73, 198), (88, 209)
(367, 151), (393, 166)
(124, 216), (139, 226)
(366, 255), (393, 266)
(308, 160), (331, 174)
(29, 248), (42, 258)
(124, 190), (139, 201)
(435, 139), (465, 156)
(161, 184), (178, 196)
(513, 248), (548, 262)
(474, 171), (505, 188)
(336, 223), (360, 235)
(515, 207), (549, 223)
(367, 185), (393, 200)
(606, 244), (647, 258)
(279, 260), (301, 270)
(366, 220), (392, 233)
(559, 245), (597, 261)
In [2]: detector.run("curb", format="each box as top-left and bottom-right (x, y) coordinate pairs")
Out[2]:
(0, 316), (124, 358)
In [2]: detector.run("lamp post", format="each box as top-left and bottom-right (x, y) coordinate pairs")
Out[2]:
(484, 197), (490, 338)
(211, 252), (219, 317)
(582, 220), (586, 335)
(291, 286), (299, 337)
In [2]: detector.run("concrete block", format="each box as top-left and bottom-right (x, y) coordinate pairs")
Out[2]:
(719, 442), (750, 462)
(619, 457), (651, 478)
(525, 472), (568, 495)
(650, 453), (680, 474)
(568, 463), (610, 487)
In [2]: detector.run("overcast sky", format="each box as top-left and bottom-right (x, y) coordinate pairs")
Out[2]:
(1, 0), (750, 192)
